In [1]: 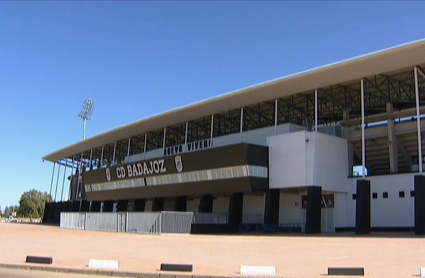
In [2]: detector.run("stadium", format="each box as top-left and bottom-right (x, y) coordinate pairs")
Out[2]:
(42, 40), (425, 234)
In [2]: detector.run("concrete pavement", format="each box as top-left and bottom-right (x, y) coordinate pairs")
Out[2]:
(0, 222), (424, 277)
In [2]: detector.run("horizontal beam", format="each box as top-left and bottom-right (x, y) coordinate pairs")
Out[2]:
(341, 107), (425, 127)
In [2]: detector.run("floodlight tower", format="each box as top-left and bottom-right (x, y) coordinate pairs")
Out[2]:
(78, 98), (95, 140)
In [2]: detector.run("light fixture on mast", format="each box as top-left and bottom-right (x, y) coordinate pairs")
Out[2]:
(78, 98), (95, 140)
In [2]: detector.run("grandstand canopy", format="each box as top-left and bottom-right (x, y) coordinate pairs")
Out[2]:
(43, 39), (425, 174)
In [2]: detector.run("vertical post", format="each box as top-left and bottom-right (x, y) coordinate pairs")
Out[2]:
(274, 99), (278, 135)
(355, 179), (371, 234)
(80, 152), (84, 173)
(185, 121), (189, 152)
(143, 134), (147, 160)
(54, 164), (61, 201)
(361, 79), (366, 178)
(83, 118), (87, 140)
(315, 89), (318, 132)
(89, 149), (93, 170)
(49, 162), (56, 197)
(61, 164), (67, 201)
(305, 186), (322, 234)
(240, 108), (244, 142)
(415, 175), (425, 235)
(127, 137), (131, 163)
(69, 156), (74, 200)
(415, 67), (423, 173)
(112, 142), (117, 163)
(100, 146), (104, 168)
(210, 115), (214, 143)
(162, 127), (167, 150)
(387, 103), (398, 173)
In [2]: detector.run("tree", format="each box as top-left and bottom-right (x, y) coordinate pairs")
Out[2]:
(17, 189), (52, 218)
(2, 205), (18, 216)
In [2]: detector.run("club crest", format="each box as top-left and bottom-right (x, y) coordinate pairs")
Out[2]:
(105, 168), (111, 181)
(174, 156), (183, 172)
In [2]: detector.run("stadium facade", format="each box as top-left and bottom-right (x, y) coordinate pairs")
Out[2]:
(43, 40), (425, 233)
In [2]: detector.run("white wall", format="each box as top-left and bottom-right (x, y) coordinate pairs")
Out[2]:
(267, 131), (350, 192)
(279, 193), (302, 225)
(333, 192), (350, 229)
(241, 126), (275, 146)
(242, 194), (265, 224)
(268, 132), (308, 188)
(128, 149), (163, 163)
(212, 133), (241, 148)
(309, 132), (349, 192)
(126, 123), (307, 163)
(277, 123), (307, 134)
(213, 197), (229, 213)
(343, 173), (416, 228)
(144, 200), (153, 212)
(186, 198), (200, 213)
(164, 199), (175, 211)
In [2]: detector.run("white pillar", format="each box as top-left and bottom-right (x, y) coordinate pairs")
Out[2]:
(112, 142), (117, 163)
(143, 134), (147, 160)
(163, 127), (167, 150)
(361, 79), (366, 177)
(274, 99), (278, 135)
(314, 89), (318, 132)
(210, 115), (214, 143)
(414, 67), (423, 172)
(49, 163), (56, 197)
(387, 103), (398, 173)
(240, 108), (244, 142)
(100, 146), (104, 168)
(126, 137), (131, 163)
(89, 149), (93, 169)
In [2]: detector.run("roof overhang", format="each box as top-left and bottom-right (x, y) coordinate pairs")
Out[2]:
(43, 39), (425, 162)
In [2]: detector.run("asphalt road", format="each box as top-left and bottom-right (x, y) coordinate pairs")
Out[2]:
(0, 268), (127, 278)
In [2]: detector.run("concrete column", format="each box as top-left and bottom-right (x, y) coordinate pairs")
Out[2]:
(228, 193), (244, 228)
(174, 196), (188, 212)
(263, 189), (280, 225)
(117, 200), (129, 212)
(152, 198), (165, 212)
(414, 175), (425, 235)
(102, 201), (114, 212)
(305, 186), (321, 234)
(80, 200), (90, 212)
(387, 103), (398, 173)
(355, 180), (371, 234)
(134, 199), (146, 212)
(198, 195), (213, 213)
(90, 201), (102, 212)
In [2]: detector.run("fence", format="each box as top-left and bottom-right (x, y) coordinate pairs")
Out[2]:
(60, 211), (193, 234)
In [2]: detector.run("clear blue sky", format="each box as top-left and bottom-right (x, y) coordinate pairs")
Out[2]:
(1, 1), (425, 210)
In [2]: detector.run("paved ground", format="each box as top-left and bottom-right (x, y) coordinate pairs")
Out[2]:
(0, 268), (117, 278)
(0, 222), (424, 277)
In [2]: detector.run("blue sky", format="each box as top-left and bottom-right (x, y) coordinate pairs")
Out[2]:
(1, 1), (425, 210)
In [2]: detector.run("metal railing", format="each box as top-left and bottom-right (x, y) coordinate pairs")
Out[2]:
(60, 211), (194, 235)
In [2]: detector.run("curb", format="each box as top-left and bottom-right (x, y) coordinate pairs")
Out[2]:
(0, 263), (275, 278)
(0, 263), (159, 278)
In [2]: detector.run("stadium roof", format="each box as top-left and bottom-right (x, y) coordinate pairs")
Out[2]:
(43, 39), (425, 163)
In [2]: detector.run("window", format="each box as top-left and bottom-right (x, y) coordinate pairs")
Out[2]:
(352, 194), (357, 200)
(383, 192), (389, 199)
(399, 191), (405, 198)
(372, 193), (378, 199)
(410, 190), (415, 197)
(301, 194), (334, 208)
